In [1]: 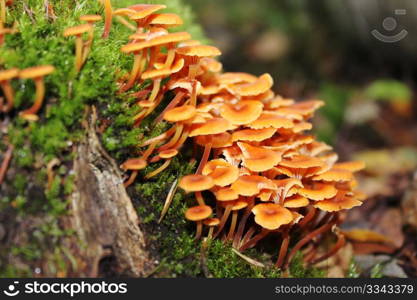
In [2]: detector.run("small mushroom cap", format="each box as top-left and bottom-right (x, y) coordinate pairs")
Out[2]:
(179, 174), (214, 192)
(218, 72), (258, 85)
(159, 149), (178, 159)
(129, 4), (166, 19)
(121, 32), (191, 53)
(164, 105), (196, 122)
(200, 58), (222, 73)
(220, 100), (263, 125)
(283, 195), (309, 208)
(314, 191), (362, 212)
(291, 121), (312, 133)
(120, 158), (147, 170)
(189, 118), (232, 137)
(80, 14), (102, 22)
(231, 73), (273, 96)
(333, 161), (365, 172)
(313, 168), (354, 182)
(141, 58), (184, 79)
(185, 205), (212, 221)
(147, 13), (183, 27)
(63, 23), (92, 37)
(265, 96), (294, 109)
(203, 217), (220, 226)
(232, 127), (276, 142)
(248, 112), (293, 129)
(304, 141), (332, 156)
(231, 175), (276, 196)
(279, 155), (326, 169)
(202, 159), (239, 187)
(113, 8), (137, 16)
(176, 45), (221, 57)
(19, 65), (55, 79)
(230, 200), (249, 211)
(275, 100), (324, 118)
(178, 39), (202, 47)
(298, 183), (338, 201)
(212, 187), (239, 201)
(0, 68), (19, 81)
(238, 142), (282, 172)
(195, 132), (232, 148)
(251, 203), (293, 230)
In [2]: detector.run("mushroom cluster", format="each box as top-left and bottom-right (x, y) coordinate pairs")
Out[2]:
(116, 4), (366, 268)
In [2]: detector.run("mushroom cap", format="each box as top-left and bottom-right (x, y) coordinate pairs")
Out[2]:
(298, 183), (338, 201)
(237, 142), (282, 172)
(230, 200), (249, 211)
(129, 4), (167, 19)
(179, 174), (214, 192)
(231, 73), (273, 96)
(185, 205), (212, 221)
(251, 203), (293, 230)
(0, 68), (19, 81)
(159, 149), (178, 159)
(248, 112), (293, 129)
(314, 191), (362, 212)
(279, 155), (326, 169)
(203, 217), (220, 226)
(141, 58), (184, 79)
(202, 159), (239, 187)
(274, 178), (304, 197)
(189, 118), (232, 137)
(176, 45), (221, 57)
(333, 161), (365, 172)
(121, 32), (191, 53)
(113, 8), (137, 16)
(120, 158), (147, 170)
(200, 58), (222, 73)
(19, 65), (55, 79)
(232, 127), (276, 142)
(147, 13), (183, 27)
(220, 100), (263, 125)
(63, 23), (92, 37)
(283, 195), (309, 208)
(265, 96), (294, 109)
(313, 168), (354, 182)
(80, 14), (102, 22)
(195, 132), (232, 148)
(304, 141), (332, 156)
(291, 121), (312, 133)
(212, 187), (239, 201)
(218, 72), (258, 85)
(231, 175), (276, 196)
(163, 105), (196, 122)
(275, 100), (324, 118)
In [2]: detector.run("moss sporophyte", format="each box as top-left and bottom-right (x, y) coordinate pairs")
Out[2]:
(0, 0), (366, 276)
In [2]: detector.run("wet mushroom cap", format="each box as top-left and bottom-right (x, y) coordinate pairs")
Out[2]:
(147, 13), (183, 27)
(179, 174), (214, 192)
(19, 65), (55, 79)
(113, 8), (137, 16)
(189, 117), (232, 137)
(163, 105), (196, 122)
(232, 127), (276, 142)
(298, 183), (338, 201)
(283, 195), (309, 208)
(220, 100), (263, 125)
(63, 23), (92, 37)
(195, 132), (232, 148)
(129, 4), (167, 19)
(231, 73), (273, 96)
(141, 58), (184, 79)
(202, 160), (239, 187)
(0, 68), (19, 81)
(218, 72), (258, 84)
(231, 175), (276, 196)
(212, 187), (239, 201)
(159, 149), (178, 159)
(313, 168), (354, 182)
(185, 205), (212, 221)
(176, 45), (221, 57)
(121, 32), (191, 53)
(248, 112), (293, 129)
(238, 142), (282, 172)
(251, 203), (293, 230)
(203, 217), (220, 226)
(333, 161), (365, 172)
(120, 158), (147, 170)
(279, 155), (326, 169)
(314, 191), (362, 212)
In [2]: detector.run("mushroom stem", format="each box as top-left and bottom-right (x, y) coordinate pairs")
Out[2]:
(20, 77), (45, 117)
(239, 228), (269, 252)
(275, 230), (290, 268)
(309, 232), (346, 265)
(173, 126), (190, 150)
(148, 78), (162, 103)
(240, 226), (256, 248)
(142, 140), (158, 160)
(164, 46), (176, 68)
(158, 124), (183, 151)
(0, 80), (14, 112)
(195, 221), (203, 240)
(75, 36), (84, 72)
(0, 144), (13, 185)
(123, 170), (138, 188)
(144, 159), (171, 179)
(120, 51), (143, 92)
(0, 0), (5, 25)
(213, 204), (232, 238)
(190, 80), (198, 106)
(298, 206), (316, 228)
(226, 211), (238, 241)
(148, 46), (160, 70)
(188, 64), (199, 80)
(195, 192), (205, 206)
(155, 91), (185, 123)
(195, 140), (212, 174)
(232, 198), (255, 248)
(141, 127), (176, 146)
(101, 0), (112, 38)
(82, 26), (95, 65)
(283, 213), (338, 269)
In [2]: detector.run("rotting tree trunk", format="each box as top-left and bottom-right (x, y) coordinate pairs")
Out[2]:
(68, 109), (152, 277)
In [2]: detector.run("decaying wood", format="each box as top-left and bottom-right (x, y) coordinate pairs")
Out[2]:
(70, 109), (152, 277)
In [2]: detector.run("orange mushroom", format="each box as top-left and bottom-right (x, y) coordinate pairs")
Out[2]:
(63, 24), (92, 72)
(237, 142), (282, 172)
(185, 205), (212, 239)
(0, 68), (18, 112)
(101, 0), (112, 38)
